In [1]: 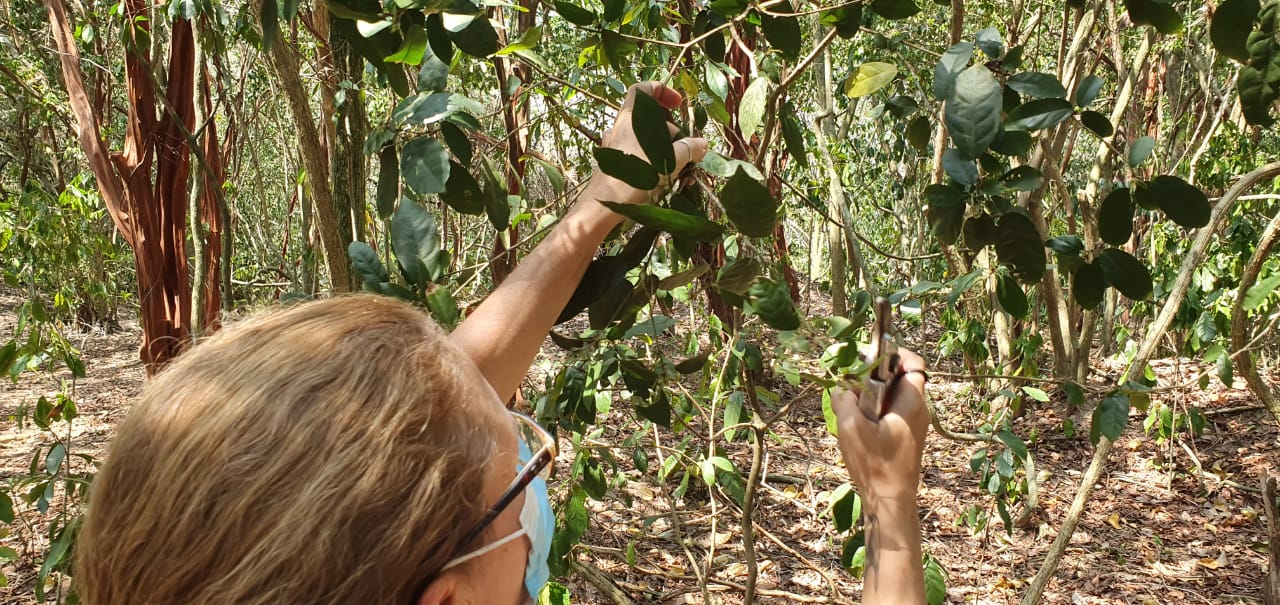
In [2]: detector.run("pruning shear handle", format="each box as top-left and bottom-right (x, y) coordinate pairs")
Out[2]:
(858, 297), (902, 421)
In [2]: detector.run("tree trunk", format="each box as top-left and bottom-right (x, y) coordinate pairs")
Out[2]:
(327, 12), (369, 246)
(1231, 191), (1280, 426)
(266, 33), (353, 292)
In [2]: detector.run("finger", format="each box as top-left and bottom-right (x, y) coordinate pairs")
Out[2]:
(626, 81), (684, 110)
(896, 348), (926, 373)
(668, 121), (680, 138)
(672, 137), (709, 171)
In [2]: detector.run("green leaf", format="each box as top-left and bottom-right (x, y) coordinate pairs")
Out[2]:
(1217, 350), (1235, 386)
(478, 156), (509, 230)
(846, 62), (899, 98)
(38, 523), (74, 590)
(1128, 135), (1156, 166)
(717, 256), (762, 294)
(417, 49), (449, 92)
(989, 128), (1032, 156)
(387, 23), (428, 65)
(401, 137), (450, 195)
(975, 26), (1004, 59)
(963, 213), (997, 249)
(443, 12), (500, 57)
(924, 555), (948, 605)
(426, 285), (460, 328)
(1126, 0), (1184, 34)
(1007, 72), (1067, 99)
(631, 89), (677, 175)
(45, 443), (65, 475)
(996, 273), (1029, 319)
(602, 0), (625, 21)
(942, 149), (978, 186)
(1079, 110), (1114, 137)
(1098, 188), (1134, 246)
(1091, 392), (1130, 445)
(869, 0), (920, 20)
(995, 212), (1046, 283)
(739, 77), (770, 137)
(1072, 261), (1106, 310)
(945, 65), (1003, 159)
(593, 147), (659, 190)
(747, 279), (801, 330)
(1045, 235), (1084, 254)
(822, 389), (839, 436)
(719, 168), (777, 238)
(1097, 248), (1153, 301)
(1000, 165), (1044, 191)
(0, 492), (12, 524)
(781, 109), (808, 168)
(1021, 386), (1050, 403)
(907, 115), (932, 152)
(494, 25), (541, 56)
(349, 241), (390, 286)
(393, 91), (479, 126)
(1148, 175), (1211, 228)
(554, 0), (596, 26)
(376, 145), (399, 218)
(260, 0), (279, 47)
(830, 483), (862, 532)
(441, 122), (472, 165)
(926, 184), (966, 245)
(441, 161), (485, 215)
(599, 203), (725, 241)
(1213, 0), (1262, 63)
(1064, 381), (1086, 407)
(997, 428), (1030, 459)
(1243, 273), (1280, 310)
(1075, 74), (1105, 106)
(391, 198), (442, 286)
(425, 13), (454, 63)
(760, 7), (802, 61)
(1005, 98), (1075, 131)
(933, 42), (974, 100)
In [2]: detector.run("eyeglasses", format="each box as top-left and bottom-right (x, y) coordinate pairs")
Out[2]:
(411, 410), (557, 599)
(454, 411), (557, 550)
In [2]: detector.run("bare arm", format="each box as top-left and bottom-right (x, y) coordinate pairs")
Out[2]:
(449, 82), (708, 401)
(831, 348), (930, 605)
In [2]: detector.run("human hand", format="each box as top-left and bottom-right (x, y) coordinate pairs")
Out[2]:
(592, 81), (709, 205)
(830, 348), (930, 510)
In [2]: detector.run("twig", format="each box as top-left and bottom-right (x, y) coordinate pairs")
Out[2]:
(568, 558), (636, 605)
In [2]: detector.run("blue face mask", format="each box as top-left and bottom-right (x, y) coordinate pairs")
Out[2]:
(516, 438), (555, 601)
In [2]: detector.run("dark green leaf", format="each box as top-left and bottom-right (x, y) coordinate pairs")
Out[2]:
(761, 7), (802, 61)
(350, 239), (389, 283)
(830, 483), (862, 532)
(632, 88), (677, 174)
(1045, 235), (1084, 254)
(554, 1), (597, 26)
(933, 42), (974, 100)
(1072, 260), (1106, 310)
(1217, 351), (1235, 386)
(1007, 72), (1067, 99)
(441, 161), (485, 215)
(719, 168), (777, 238)
(1128, 135), (1156, 166)
(401, 137), (450, 195)
(426, 285), (460, 327)
(635, 390), (671, 427)
(963, 213), (997, 249)
(747, 279), (801, 330)
(1079, 110), (1114, 137)
(391, 198), (442, 286)
(444, 13), (500, 57)
(869, 0), (920, 20)
(478, 156), (510, 230)
(602, 0), (625, 21)
(1000, 165), (1044, 191)
(996, 273), (1029, 318)
(995, 212), (1046, 282)
(1097, 248), (1152, 300)
(781, 109), (809, 168)
(1005, 98), (1075, 131)
(1090, 392), (1129, 445)
(387, 23), (428, 65)
(416, 51), (449, 93)
(1002, 45), (1025, 70)
(1075, 74), (1105, 106)
(582, 456), (608, 499)
(1244, 274), (1280, 310)
(1126, 0), (1184, 34)
(260, 0), (279, 47)
(1213, 0), (1261, 63)
(1149, 175), (1211, 228)
(924, 555), (948, 605)
(975, 27), (1004, 59)
(599, 202), (725, 241)
(945, 65), (1003, 158)
(0, 492), (12, 524)
(1098, 188), (1134, 246)
(907, 115), (932, 152)
(593, 147), (659, 190)
(376, 145), (399, 218)
(989, 129), (1032, 156)
(675, 351), (709, 374)
(942, 149), (978, 186)
(716, 256), (762, 294)
(425, 13), (454, 63)
(821, 4), (863, 38)
(440, 122), (472, 165)
(926, 184), (966, 245)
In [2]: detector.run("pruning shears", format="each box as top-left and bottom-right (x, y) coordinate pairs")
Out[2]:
(858, 297), (902, 421)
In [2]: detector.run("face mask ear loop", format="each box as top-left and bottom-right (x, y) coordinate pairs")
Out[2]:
(439, 528), (528, 572)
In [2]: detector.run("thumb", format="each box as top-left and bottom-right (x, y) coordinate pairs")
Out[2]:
(672, 137), (708, 172)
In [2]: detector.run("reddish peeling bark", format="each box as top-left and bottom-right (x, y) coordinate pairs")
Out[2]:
(198, 62), (225, 331)
(47, 0), (204, 374)
(488, 1), (536, 285)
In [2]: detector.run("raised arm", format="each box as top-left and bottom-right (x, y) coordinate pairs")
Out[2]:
(831, 348), (931, 605)
(449, 82), (708, 401)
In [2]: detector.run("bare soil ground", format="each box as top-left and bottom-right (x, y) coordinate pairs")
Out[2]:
(0, 292), (1275, 604)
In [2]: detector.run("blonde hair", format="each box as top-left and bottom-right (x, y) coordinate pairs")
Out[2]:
(75, 295), (496, 604)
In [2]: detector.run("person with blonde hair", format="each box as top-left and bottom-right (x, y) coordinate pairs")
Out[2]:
(75, 82), (930, 605)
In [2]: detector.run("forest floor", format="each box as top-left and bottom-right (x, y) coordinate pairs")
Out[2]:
(0, 291), (1276, 604)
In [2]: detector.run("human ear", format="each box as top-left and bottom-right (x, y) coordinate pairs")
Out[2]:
(416, 574), (464, 605)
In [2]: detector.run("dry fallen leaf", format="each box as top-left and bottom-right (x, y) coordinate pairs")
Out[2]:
(1107, 513), (1122, 529)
